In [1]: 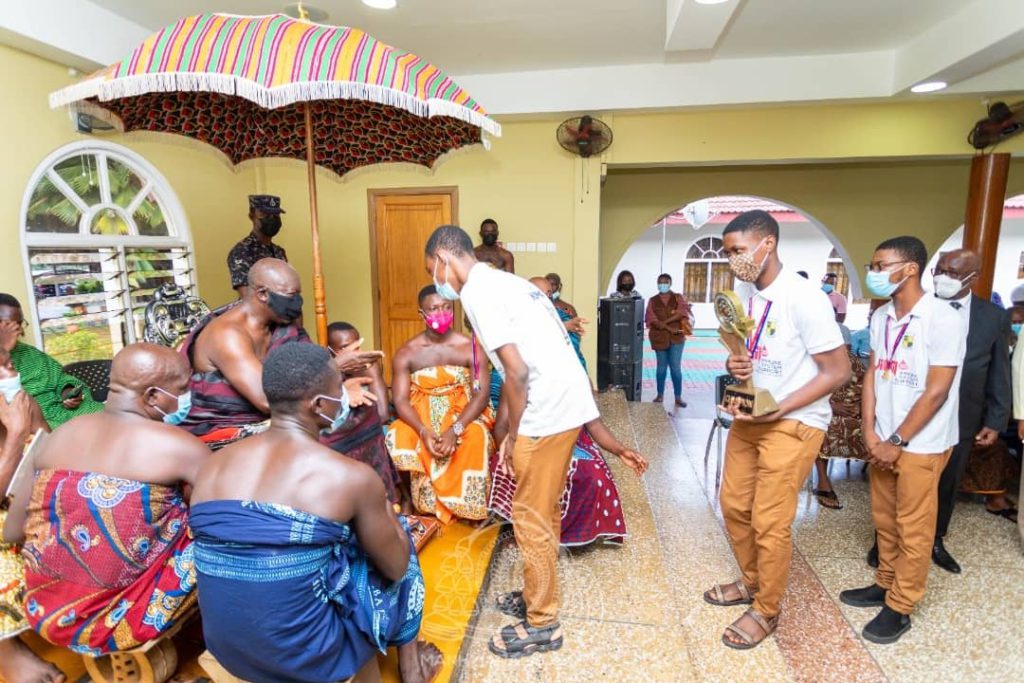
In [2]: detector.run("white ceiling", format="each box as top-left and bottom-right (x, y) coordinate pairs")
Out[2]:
(2, 0), (1023, 115)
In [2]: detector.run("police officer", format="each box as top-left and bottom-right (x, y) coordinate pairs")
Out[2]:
(228, 195), (287, 297)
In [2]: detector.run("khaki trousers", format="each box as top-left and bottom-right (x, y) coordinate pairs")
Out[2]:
(871, 449), (952, 614)
(720, 419), (824, 617)
(511, 427), (580, 627)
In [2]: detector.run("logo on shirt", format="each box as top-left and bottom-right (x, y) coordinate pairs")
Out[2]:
(765, 320), (777, 337)
(902, 335), (914, 348)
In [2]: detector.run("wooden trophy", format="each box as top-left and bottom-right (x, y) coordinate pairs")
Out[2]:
(714, 290), (778, 417)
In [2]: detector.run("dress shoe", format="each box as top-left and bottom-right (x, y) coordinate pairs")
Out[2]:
(931, 539), (961, 574)
(863, 606), (911, 644)
(866, 541), (879, 569)
(839, 584), (887, 608)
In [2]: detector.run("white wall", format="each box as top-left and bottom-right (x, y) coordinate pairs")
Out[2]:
(928, 216), (1024, 305)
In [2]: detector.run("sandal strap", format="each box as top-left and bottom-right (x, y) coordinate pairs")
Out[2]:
(724, 623), (755, 645)
(736, 582), (751, 601)
(746, 609), (777, 635)
(712, 585), (725, 603)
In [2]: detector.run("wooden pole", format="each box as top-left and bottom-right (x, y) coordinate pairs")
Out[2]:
(962, 152), (1010, 300)
(304, 102), (328, 345)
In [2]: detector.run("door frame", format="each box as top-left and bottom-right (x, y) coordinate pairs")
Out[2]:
(367, 186), (460, 356)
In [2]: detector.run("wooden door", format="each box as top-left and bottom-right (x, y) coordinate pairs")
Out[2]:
(370, 189), (456, 382)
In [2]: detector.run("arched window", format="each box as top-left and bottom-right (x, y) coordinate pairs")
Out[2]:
(682, 237), (733, 303)
(20, 141), (196, 364)
(825, 247), (850, 297)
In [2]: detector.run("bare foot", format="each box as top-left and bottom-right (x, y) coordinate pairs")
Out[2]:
(0, 638), (66, 683)
(397, 640), (443, 683)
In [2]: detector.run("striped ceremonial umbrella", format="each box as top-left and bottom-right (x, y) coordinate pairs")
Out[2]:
(49, 12), (501, 344)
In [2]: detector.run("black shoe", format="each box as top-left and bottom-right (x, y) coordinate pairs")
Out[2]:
(867, 542), (879, 569)
(839, 584), (887, 608)
(862, 606), (911, 644)
(931, 539), (961, 574)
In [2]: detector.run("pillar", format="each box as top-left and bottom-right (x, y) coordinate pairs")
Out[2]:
(572, 155), (603, 379)
(962, 152), (1010, 299)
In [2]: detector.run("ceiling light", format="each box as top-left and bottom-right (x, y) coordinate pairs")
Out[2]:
(694, 0), (730, 5)
(911, 81), (947, 94)
(362, 0), (398, 9)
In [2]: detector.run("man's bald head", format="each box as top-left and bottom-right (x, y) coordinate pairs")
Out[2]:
(247, 258), (301, 294)
(938, 248), (980, 274)
(109, 343), (190, 395)
(529, 277), (552, 297)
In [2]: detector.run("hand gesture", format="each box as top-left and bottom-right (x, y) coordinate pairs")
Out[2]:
(497, 433), (517, 479)
(433, 429), (457, 457)
(334, 349), (384, 374)
(725, 354), (752, 382)
(565, 317), (590, 336)
(868, 440), (901, 470)
(0, 321), (19, 353)
(0, 391), (32, 440)
(617, 448), (648, 476)
(343, 376), (377, 407)
(974, 427), (998, 447)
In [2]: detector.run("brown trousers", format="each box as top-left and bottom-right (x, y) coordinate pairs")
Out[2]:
(720, 419), (824, 617)
(871, 449), (952, 614)
(511, 426), (580, 627)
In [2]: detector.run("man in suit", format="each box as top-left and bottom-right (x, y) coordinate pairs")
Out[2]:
(930, 248), (1011, 572)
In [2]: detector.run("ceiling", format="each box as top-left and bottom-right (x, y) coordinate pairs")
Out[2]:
(3, 0), (1023, 115)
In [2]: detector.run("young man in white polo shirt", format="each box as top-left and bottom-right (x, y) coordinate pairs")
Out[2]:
(840, 236), (965, 644)
(705, 210), (850, 650)
(423, 225), (599, 659)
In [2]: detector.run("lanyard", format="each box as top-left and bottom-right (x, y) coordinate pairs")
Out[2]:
(746, 297), (773, 356)
(881, 318), (910, 373)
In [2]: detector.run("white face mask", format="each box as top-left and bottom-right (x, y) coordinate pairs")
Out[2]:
(933, 273), (974, 300)
(0, 373), (22, 402)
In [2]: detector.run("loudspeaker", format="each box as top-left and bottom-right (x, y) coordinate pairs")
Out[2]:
(597, 297), (644, 365)
(597, 360), (643, 401)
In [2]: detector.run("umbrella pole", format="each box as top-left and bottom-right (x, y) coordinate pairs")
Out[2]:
(304, 102), (329, 345)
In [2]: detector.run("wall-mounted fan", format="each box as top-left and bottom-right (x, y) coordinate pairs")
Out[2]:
(556, 115), (613, 158)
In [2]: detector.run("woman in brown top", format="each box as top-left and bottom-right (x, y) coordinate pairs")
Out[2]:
(645, 273), (693, 407)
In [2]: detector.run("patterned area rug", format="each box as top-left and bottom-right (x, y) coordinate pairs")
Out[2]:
(641, 330), (726, 396)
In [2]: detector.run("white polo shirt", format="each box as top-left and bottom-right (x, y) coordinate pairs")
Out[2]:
(870, 294), (966, 455)
(734, 268), (845, 431)
(459, 263), (599, 437)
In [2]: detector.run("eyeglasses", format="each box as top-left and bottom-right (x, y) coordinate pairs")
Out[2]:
(863, 261), (909, 273)
(931, 267), (969, 278)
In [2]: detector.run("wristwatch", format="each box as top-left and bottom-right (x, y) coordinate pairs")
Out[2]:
(452, 421), (465, 437)
(887, 433), (907, 448)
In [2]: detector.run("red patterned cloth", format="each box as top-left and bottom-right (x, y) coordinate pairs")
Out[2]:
(21, 470), (196, 655)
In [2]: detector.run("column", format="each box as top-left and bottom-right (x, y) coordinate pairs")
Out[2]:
(962, 153), (1010, 299)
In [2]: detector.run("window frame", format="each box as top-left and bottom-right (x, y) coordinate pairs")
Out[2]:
(683, 236), (732, 303)
(19, 140), (197, 351)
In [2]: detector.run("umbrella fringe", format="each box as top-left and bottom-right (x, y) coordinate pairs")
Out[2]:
(51, 73), (502, 138)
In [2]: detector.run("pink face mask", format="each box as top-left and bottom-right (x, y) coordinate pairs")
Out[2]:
(424, 309), (454, 334)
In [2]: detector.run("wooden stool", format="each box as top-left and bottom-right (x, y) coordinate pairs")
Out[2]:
(81, 609), (195, 683)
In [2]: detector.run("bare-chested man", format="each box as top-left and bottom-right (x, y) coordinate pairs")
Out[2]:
(9, 344), (208, 655)
(386, 286), (494, 523)
(189, 343), (442, 683)
(180, 258), (380, 446)
(473, 218), (514, 272)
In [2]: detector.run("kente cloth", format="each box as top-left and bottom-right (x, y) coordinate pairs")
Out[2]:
(0, 511), (28, 639)
(20, 470), (196, 655)
(961, 439), (1020, 495)
(191, 500), (424, 683)
(178, 301), (309, 437)
(490, 428), (626, 547)
(385, 365), (493, 523)
(10, 342), (103, 429)
(199, 420), (270, 452)
(820, 352), (870, 460)
(321, 404), (401, 504)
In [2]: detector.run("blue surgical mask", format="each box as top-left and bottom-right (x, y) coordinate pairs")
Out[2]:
(0, 374), (22, 403)
(657, 283), (671, 294)
(822, 284), (835, 294)
(153, 387), (192, 425)
(315, 386), (351, 433)
(433, 257), (460, 301)
(866, 268), (907, 298)
(551, 291), (560, 301)
(1013, 323), (1022, 337)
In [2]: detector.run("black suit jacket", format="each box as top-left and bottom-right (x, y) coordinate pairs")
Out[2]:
(955, 294), (1012, 438)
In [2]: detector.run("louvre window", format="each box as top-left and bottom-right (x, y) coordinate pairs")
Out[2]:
(682, 237), (733, 303)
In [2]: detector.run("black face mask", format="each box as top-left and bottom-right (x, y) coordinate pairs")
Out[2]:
(481, 233), (498, 247)
(619, 281), (634, 292)
(259, 215), (282, 237)
(266, 291), (303, 322)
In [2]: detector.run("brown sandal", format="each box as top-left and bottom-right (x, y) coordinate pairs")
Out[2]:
(703, 580), (754, 607)
(722, 609), (778, 650)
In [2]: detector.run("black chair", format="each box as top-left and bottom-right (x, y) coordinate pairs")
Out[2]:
(704, 374), (740, 490)
(64, 359), (112, 403)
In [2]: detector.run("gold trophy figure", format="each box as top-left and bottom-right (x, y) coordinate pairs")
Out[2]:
(714, 290), (779, 417)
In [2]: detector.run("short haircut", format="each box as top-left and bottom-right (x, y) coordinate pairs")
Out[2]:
(876, 236), (928, 278)
(0, 293), (21, 309)
(617, 270), (635, 284)
(327, 321), (356, 335)
(796, 271), (809, 279)
(824, 272), (838, 279)
(262, 343), (336, 409)
(425, 225), (474, 257)
(658, 273), (672, 282)
(722, 210), (780, 239)
(480, 218), (497, 229)
(418, 284), (438, 307)
(545, 272), (561, 285)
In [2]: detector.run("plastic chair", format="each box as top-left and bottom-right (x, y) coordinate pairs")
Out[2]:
(64, 359), (112, 403)
(704, 374), (740, 489)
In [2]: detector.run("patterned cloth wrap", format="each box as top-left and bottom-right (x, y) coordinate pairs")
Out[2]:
(386, 365), (494, 523)
(191, 500), (424, 683)
(178, 301), (309, 439)
(321, 404), (401, 504)
(21, 470), (196, 654)
(820, 352), (870, 460)
(11, 341), (103, 429)
(0, 510), (28, 640)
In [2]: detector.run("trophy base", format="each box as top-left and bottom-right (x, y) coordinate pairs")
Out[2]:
(723, 385), (779, 417)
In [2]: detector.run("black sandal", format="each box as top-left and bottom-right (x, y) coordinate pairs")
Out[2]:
(986, 506), (1018, 523)
(495, 590), (526, 618)
(488, 620), (563, 659)
(813, 489), (844, 510)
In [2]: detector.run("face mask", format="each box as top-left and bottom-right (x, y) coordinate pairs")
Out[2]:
(481, 233), (498, 247)
(1013, 323), (1023, 337)
(866, 267), (908, 298)
(424, 309), (454, 335)
(315, 387), (350, 433)
(0, 374), (22, 403)
(258, 215), (282, 237)
(153, 387), (192, 425)
(551, 291), (560, 301)
(618, 282), (634, 293)
(432, 257), (460, 301)
(266, 291), (304, 322)
(727, 238), (768, 283)
(822, 284), (835, 294)
(933, 273), (972, 300)
(657, 283), (671, 294)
